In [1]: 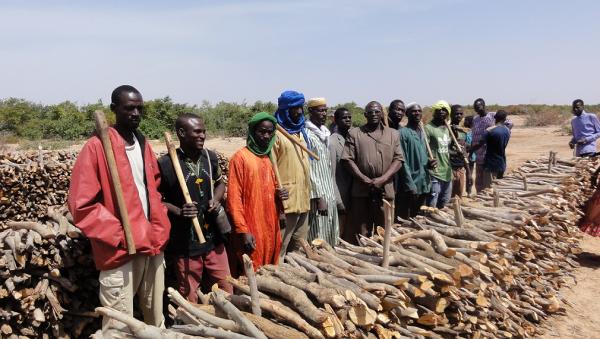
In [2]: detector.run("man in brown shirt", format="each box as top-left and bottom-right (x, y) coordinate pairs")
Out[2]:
(342, 101), (404, 244)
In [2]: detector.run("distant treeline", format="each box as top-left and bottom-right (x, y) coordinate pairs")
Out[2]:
(1, 97), (598, 140)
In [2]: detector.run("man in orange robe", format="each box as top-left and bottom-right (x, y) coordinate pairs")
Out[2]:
(227, 112), (288, 275)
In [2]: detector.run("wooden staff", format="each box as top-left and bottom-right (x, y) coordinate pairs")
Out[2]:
(269, 151), (283, 188)
(275, 125), (320, 160)
(418, 121), (435, 160)
(164, 132), (206, 244)
(444, 120), (470, 168)
(93, 110), (136, 255)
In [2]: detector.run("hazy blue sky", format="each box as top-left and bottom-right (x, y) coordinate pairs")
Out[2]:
(1, 0), (599, 107)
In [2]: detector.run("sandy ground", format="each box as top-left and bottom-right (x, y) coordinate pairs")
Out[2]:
(3, 115), (599, 337)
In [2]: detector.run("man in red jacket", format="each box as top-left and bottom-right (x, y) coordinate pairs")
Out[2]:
(68, 85), (170, 329)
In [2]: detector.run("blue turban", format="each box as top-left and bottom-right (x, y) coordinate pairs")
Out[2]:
(274, 90), (311, 149)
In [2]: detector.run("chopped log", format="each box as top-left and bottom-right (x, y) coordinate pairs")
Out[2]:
(242, 254), (261, 317)
(210, 288), (267, 339)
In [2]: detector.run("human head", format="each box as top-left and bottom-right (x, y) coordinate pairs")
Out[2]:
(405, 102), (422, 125)
(463, 115), (474, 129)
(473, 98), (486, 116)
(110, 85), (143, 131)
(175, 113), (205, 151)
(307, 97), (328, 127)
(495, 110), (508, 124)
(450, 104), (464, 125)
(388, 99), (405, 127)
(275, 90), (305, 125)
(572, 99), (584, 116)
(333, 108), (352, 133)
(247, 112), (277, 155)
(431, 100), (451, 124)
(364, 101), (383, 126)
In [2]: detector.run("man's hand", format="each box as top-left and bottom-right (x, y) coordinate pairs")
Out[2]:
(241, 233), (256, 253)
(277, 187), (289, 201)
(371, 176), (387, 188)
(361, 176), (373, 186)
(180, 202), (198, 218)
(315, 198), (328, 216)
(427, 159), (438, 169)
(207, 199), (221, 213)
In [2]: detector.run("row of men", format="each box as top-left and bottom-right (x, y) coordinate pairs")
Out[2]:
(67, 85), (512, 328)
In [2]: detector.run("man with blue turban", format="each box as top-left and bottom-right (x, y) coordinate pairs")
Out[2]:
(273, 90), (311, 259)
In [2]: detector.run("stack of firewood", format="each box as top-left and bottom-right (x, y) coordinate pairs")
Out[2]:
(95, 155), (594, 338)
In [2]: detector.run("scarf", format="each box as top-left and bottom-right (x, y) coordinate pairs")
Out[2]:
(305, 120), (331, 144)
(431, 100), (451, 119)
(274, 90), (310, 148)
(246, 112), (277, 156)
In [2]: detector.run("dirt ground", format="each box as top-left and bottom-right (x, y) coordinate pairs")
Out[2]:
(3, 115), (599, 337)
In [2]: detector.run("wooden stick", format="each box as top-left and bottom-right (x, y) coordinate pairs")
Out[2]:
(419, 121), (435, 161)
(242, 254), (261, 317)
(523, 174), (528, 191)
(381, 200), (393, 268)
(164, 131), (206, 244)
(269, 151), (283, 188)
(276, 125), (320, 160)
(453, 198), (464, 228)
(493, 188), (500, 207)
(211, 288), (267, 339)
(93, 110), (136, 254)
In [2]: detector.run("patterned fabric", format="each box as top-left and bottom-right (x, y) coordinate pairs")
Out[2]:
(306, 130), (339, 246)
(227, 147), (281, 270)
(472, 112), (512, 164)
(580, 186), (600, 237)
(424, 122), (452, 182)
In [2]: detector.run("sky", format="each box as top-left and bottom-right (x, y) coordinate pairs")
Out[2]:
(1, 0), (599, 107)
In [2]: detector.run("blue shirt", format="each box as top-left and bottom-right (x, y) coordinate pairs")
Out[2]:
(571, 111), (600, 156)
(483, 125), (511, 173)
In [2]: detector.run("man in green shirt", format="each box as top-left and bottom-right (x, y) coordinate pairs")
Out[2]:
(424, 100), (452, 209)
(396, 103), (436, 218)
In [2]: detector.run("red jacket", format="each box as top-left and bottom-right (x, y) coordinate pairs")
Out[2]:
(68, 128), (171, 270)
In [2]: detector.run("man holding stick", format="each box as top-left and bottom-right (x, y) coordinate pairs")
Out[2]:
(273, 90), (312, 257)
(68, 85), (170, 328)
(396, 103), (435, 218)
(449, 104), (472, 197)
(158, 113), (232, 302)
(228, 112), (288, 273)
(342, 101), (404, 244)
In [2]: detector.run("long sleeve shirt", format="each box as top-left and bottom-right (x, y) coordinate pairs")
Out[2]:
(571, 111), (600, 156)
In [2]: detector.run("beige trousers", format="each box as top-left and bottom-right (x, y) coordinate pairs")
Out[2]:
(99, 252), (165, 331)
(280, 212), (309, 260)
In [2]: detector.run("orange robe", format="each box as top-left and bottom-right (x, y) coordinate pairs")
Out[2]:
(227, 147), (281, 275)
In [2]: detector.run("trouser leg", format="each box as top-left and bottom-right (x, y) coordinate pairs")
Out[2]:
(201, 243), (233, 294)
(136, 252), (165, 327)
(174, 255), (203, 304)
(427, 178), (441, 208)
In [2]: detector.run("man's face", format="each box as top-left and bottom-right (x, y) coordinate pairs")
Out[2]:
(474, 100), (486, 115)
(309, 105), (328, 126)
(406, 105), (423, 124)
(336, 110), (352, 131)
(364, 103), (383, 125)
(390, 103), (406, 123)
(573, 102), (584, 116)
(289, 106), (304, 123)
(178, 118), (206, 151)
(451, 107), (464, 125)
(112, 91), (144, 131)
(253, 120), (275, 149)
(434, 108), (449, 122)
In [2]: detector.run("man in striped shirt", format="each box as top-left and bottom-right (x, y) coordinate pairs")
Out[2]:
(305, 97), (339, 246)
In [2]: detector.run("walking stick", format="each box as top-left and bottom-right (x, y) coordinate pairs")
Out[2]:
(164, 132), (206, 243)
(419, 121), (436, 167)
(269, 151), (283, 188)
(93, 110), (136, 255)
(275, 125), (320, 160)
(445, 120), (472, 189)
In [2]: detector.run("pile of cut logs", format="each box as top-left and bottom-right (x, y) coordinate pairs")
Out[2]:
(1, 149), (593, 338)
(96, 155), (594, 338)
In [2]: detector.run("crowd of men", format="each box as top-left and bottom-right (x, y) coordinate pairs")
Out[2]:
(68, 85), (596, 330)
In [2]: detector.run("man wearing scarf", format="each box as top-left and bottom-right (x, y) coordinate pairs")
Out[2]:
(425, 100), (453, 209)
(305, 97), (339, 245)
(227, 112), (288, 274)
(273, 90), (311, 258)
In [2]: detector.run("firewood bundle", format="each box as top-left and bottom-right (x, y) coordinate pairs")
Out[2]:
(0, 150), (76, 222)
(96, 155), (595, 339)
(0, 206), (100, 338)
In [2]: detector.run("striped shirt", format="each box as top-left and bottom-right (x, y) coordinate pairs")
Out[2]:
(306, 129), (339, 246)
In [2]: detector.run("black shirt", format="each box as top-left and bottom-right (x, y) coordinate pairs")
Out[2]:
(483, 125), (511, 174)
(158, 148), (222, 257)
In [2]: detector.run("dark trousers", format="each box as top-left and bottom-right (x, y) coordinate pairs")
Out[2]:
(395, 192), (427, 220)
(343, 197), (386, 245)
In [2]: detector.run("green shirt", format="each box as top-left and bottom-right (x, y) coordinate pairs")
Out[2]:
(425, 122), (452, 182)
(397, 127), (431, 194)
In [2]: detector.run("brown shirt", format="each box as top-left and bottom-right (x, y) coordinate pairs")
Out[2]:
(342, 124), (404, 199)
